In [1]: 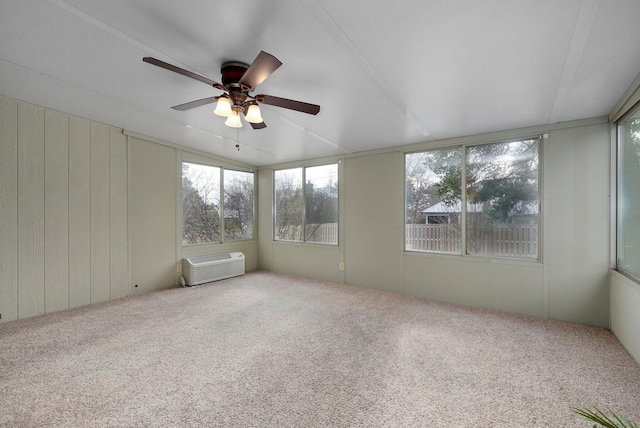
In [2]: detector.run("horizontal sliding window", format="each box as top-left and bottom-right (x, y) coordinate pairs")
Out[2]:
(182, 162), (254, 245)
(405, 138), (539, 259)
(274, 163), (338, 244)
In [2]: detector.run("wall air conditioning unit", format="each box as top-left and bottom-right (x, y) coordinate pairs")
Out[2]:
(182, 252), (245, 286)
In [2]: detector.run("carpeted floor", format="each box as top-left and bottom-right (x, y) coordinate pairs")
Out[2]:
(1, 270), (639, 427)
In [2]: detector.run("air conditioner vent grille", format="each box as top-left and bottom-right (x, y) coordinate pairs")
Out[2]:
(182, 252), (244, 286)
(189, 254), (231, 264)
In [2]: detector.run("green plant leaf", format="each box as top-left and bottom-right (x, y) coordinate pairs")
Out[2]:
(572, 407), (638, 428)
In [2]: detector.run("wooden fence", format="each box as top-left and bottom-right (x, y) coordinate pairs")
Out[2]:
(276, 223), (338, 244)
(276, 223), (536, 257)
(306, 223), (338, 244)
(406, 223), (461, 253)
(405, 223), (537, 258)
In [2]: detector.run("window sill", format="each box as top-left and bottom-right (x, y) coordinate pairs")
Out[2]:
(613, 268), (640, 287)
(273, 240), (339, 249)
(403, 250), (543, 267)
(182, 239), (256, 248)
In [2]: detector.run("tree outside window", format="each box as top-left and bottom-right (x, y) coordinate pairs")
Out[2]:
(182, 162), (254, 245)
(405, 148), (462, 254)
(274, 164), (338, 245)
(224, 169), (254, 241)
(405, 138), (539, 259)
(274, 168), (304, 241)
(465, 140), (538, 257)
(305, 164), (338, 243)
(182, 163), (220, 245)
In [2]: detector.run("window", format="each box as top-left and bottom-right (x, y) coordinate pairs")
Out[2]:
(182, 163), (221, 244)
(224, 169), (255, 241)
(274, 164), (338, 244)
(617, 107), (640, 281)
(274, 168), (304, 241)
(405, 138), (539, 259)
(405, 148), (462, 254)
(182, 162), (254, 245)
(305, 164), (339, 243)
(465, 140), (539, 257)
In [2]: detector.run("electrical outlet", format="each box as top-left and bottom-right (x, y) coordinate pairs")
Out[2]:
(177, 263), (182, 273)
(339, 262), (345, 271)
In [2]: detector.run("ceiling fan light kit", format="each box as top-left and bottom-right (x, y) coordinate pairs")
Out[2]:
(224, 109), (243, 128)
(143, 51), (320, 130)
(213, 95), (232, 117)
(244, 104), (263, 124)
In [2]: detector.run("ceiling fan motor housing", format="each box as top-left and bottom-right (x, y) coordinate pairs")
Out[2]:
(221, 61), (251, 106)
(221, 62), (249, 88)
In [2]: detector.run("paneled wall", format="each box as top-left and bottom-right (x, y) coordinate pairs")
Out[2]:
(544, 124), (610, 326)
(0, 96), (127, 322)
(257, 168), (344, 283)
(129, 136), (259, 295)
(0, 94), (613, 331)
(344, 152), (404, 292)
(129, 137), (177, 294)
(611, 270), (640, 364)
(258, 120), (612, 328)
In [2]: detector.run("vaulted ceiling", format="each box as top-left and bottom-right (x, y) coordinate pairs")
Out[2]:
(2, 0), (640, 166)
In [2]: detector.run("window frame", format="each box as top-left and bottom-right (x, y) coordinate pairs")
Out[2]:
(404, 136), (542, 261)
(616, 102), (640, 282)
(273, 167), (304, 243)
(273, 162), (339, 246)
(223, 168), (256, 242)
(405, 146), (463, 255)
(181, 160), (255, 247)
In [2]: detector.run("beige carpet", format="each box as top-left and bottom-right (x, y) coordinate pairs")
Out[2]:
(1, 271), (639, 427)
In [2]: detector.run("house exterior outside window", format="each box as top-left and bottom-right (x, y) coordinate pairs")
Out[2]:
(405, 138), (539, 259)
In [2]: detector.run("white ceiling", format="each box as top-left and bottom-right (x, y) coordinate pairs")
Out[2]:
(1, 0), (639, 166)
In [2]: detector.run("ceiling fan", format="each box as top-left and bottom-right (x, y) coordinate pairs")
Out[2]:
(143, 51), (320, 129)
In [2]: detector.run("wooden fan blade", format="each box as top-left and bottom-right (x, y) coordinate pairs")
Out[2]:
(143, 57), (224, 89)
(256, 94), (320, 115)
(238, 51), (282, 91)
(171, 96), (219, 111)
(249, 121), (267, 129)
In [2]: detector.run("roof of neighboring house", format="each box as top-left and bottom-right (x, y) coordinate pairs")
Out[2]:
(422, 201), (538, 215)
(422, 201), (483, 214)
